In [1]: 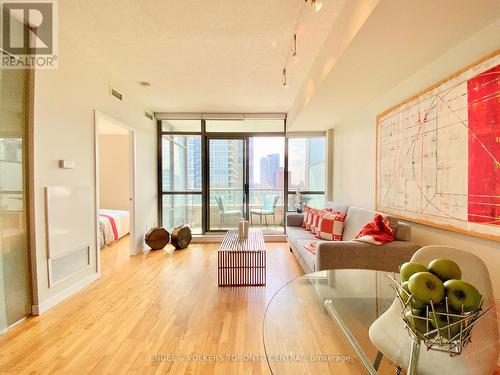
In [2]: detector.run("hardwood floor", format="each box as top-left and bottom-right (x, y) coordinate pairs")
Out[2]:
(0, 238), (304, 374)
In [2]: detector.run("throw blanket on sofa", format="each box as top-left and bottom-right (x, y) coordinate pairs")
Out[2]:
(354, 214), (394, 245)
(304, 242), (317, 254)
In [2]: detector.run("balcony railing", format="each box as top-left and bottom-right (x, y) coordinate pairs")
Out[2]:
(162, 188), (325, 233)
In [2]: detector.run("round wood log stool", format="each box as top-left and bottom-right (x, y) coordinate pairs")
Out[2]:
(145, 227), (170, 250)
(171, 226), (192, 250)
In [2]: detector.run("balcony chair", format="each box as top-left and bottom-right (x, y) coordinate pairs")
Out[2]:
(214, 196), (242, 228)
(250, 195), (280, 228)
(369, 245), (498, 375)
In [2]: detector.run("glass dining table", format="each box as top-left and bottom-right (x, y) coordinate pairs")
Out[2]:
(263, 268), (500, 375)
(263, 269), (400, 374)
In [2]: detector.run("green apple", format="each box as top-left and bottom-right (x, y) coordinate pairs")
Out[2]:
(400, 281), (411, 304)
(400, 262), (428, 282)
(408, 272), (445, 304)
(400, 281), (427, 311)
(404, 311), (432, 337)
(444, 279), (482, 312)
(429, 306), (461, 340)
(429, 258), (462, 281)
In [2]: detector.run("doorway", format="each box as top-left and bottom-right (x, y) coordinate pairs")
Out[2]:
(94, 112), (136, 266)
(207, 137), (246, 231)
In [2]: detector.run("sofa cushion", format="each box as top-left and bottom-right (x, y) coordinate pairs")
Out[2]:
(343, 207), (380, 240)
(394, 222), (411, 241)
(287, 226), (318, 244)
(326, 201), (349, 213)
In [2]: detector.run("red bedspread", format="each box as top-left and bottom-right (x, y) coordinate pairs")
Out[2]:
(99, 214), (118, 242)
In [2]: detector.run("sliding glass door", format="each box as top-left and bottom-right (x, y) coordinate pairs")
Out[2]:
(208, 138), (245, 230)
(248, 137), (285, 232)
(0, 14), (31, 329)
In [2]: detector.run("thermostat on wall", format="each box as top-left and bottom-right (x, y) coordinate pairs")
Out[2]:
(59, 160), (75, 169)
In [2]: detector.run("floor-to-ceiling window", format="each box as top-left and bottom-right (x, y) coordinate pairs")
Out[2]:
(287, 135), (326, 210)
(160, 120), (203, 234)
(158, 115), (326, 235)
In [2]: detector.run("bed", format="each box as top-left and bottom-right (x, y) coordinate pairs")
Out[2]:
(99, 209), (130, 247)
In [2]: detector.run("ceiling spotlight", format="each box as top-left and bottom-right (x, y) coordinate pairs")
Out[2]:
(282, 68), (288, 89)
(139, 81), (151, 88)
(292, 34), (298, 62)
(305, 0), (323, 11)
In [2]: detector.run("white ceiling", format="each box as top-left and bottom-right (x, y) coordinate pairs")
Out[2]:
(287, 0), (500, 130)
(61, 0), (345, 113)
(60, 0), (499, 128)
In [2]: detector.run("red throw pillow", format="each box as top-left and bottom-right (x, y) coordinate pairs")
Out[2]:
(310, 209), (320, 233)
(313, 209), (333, 235)
(317, 212), (346, 241)
(306, 208), (318, 231)
(316, 209), (338, 234)
(302, 205), (310, 228)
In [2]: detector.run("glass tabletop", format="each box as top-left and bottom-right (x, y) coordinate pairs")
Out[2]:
(263, 269), (403, 375)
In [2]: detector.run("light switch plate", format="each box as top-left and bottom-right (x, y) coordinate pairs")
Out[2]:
(59, 160), (75, 169)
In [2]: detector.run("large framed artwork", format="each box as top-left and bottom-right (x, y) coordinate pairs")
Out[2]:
(376, 50), (499, 241)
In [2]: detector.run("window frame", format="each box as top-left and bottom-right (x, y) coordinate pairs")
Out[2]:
(157, 116), (327, 234)
(286, 135), (327, 210)
(158, 121), (204, 234)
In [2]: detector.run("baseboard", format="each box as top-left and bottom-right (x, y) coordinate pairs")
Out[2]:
(191, 235), (224, 243)
(32, 272), (99, 315)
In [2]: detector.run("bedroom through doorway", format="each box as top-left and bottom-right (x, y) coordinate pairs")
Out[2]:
(95, 112), (136, 264)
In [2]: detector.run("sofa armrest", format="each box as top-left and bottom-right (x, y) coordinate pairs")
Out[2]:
(315, 240), (420, 273)
(395, 222), (412, 241)
(286, 213), (304, 227)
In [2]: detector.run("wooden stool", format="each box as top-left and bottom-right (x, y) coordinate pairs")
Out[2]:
(171, 226), (192, 250)
(145, 227), (170, 250)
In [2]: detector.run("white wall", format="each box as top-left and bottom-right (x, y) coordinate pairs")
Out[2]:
(333, 21), (500, 296)
(99, 134), (130, 211)
(32, 32), (157, 312)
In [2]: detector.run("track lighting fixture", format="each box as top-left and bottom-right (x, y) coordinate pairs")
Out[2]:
(305, 0), (323, 12)
(280, 0), (323, 87)
(292, 34), (298, 62)
(282, 68), (288, 88)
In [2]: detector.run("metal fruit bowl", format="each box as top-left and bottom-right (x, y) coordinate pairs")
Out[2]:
(388, 275), (492, 356)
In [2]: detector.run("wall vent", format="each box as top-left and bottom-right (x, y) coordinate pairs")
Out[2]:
(111, 88), (123, 101)
(145, 112), (154, 120)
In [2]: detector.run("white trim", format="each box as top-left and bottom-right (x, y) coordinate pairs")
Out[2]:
(155, 112), (287, 121)
(191, 235), (224, 243)
(8, 317), (26, 329)
(286, 131), (326, 137)
(32, 272), (98, 315)
(94, 111), (137, 263)
(0, 317), (27, 336)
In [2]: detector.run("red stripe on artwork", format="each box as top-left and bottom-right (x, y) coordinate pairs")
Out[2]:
(467, 64), (500, 225)
(100, 214), (119, 241)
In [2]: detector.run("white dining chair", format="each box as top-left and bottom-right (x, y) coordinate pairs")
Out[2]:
(369, 245), (499, 374)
